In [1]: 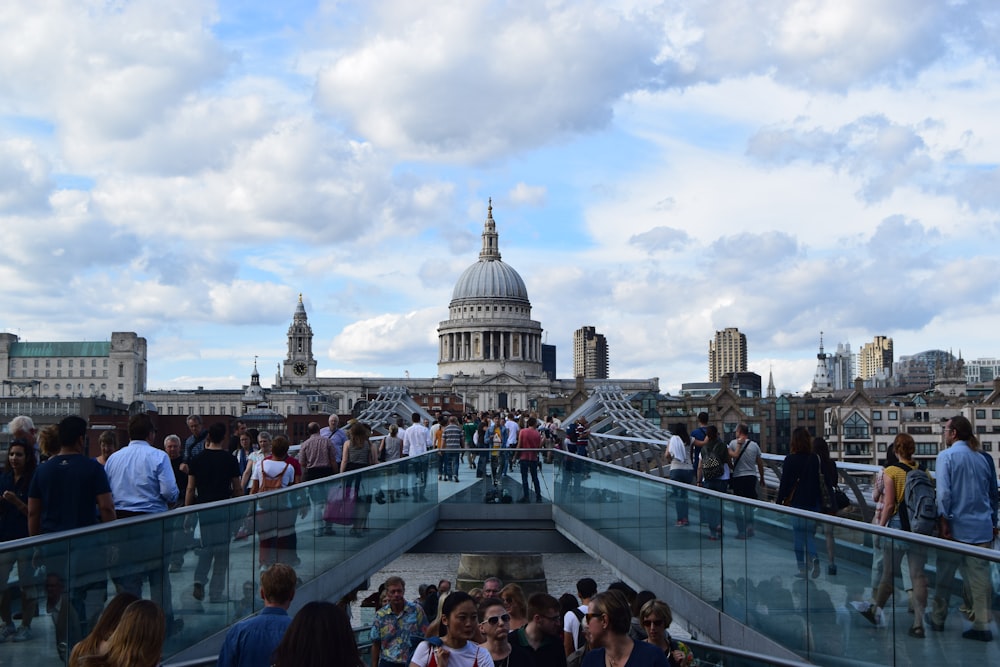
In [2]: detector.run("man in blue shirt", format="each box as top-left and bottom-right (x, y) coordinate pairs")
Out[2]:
(926, 415), (999, 642)
(320, 414), (348, 467)
(104, 413), (181, 634)
(218, 563), (297, 667)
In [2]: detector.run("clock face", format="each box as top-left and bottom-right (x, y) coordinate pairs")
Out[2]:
(293, 361), (307, 376)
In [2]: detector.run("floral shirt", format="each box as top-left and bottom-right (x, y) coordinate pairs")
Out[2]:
(369, 600), (429, 664)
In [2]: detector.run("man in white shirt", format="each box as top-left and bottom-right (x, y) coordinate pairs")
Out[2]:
(562, 577), (596, 656)
(403, 413), (431, 501)
(728, 423), (765, 539)
(501, 413), (519, 476)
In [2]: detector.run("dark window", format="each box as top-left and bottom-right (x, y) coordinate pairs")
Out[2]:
(844, 413), (870, 439)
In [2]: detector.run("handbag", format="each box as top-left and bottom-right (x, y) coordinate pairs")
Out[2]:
(817, 456), (834, 513)
(323, 485), (357, 525)
(834, 487), (851, 510)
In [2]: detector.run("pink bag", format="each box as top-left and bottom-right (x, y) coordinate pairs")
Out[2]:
(324, 485), (356, 525)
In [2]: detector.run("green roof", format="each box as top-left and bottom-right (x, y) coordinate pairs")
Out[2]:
(9, 341), (111, 357)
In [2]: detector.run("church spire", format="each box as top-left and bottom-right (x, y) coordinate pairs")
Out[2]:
(479, 198), (501, 261)
(811, 331), (833, 396)
(767, 366), (776, 399)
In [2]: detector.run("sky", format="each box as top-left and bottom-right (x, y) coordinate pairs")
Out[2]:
(2, 0), (999, 396)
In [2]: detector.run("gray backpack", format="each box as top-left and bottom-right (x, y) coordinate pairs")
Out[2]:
(892, 463), (937, 535)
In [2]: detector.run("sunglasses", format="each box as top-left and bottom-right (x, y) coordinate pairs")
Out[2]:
(585, 612), (604, 622)
(642, 619), (665, 627)
(483, 613), (511, 625)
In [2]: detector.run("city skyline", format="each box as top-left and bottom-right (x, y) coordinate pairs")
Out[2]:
(2, 2), (999, 395)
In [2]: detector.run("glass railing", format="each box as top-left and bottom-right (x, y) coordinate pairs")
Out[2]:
(0, 454), (438, 666)
(551, 449), (1000, 665)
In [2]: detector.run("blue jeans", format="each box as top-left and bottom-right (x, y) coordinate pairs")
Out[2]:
(702, 478), (728, 532)
(668, 468), (694, 522)
(791, 506), (820, 569)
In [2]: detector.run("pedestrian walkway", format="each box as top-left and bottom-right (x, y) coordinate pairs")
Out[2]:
(2, 449), (997, 666)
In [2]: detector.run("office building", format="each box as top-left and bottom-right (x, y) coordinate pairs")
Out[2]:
(573, 326), (609, 379)
(858, 336), (893, 380)
(708, 327), (747, 382)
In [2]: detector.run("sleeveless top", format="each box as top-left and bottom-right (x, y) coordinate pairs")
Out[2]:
(347, 439), (371, 467)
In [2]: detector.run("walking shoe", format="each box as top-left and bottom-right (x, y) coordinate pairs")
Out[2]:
(11, 626), (32, 642)
(858, 605), (878, 626)
(962, 629), (993, 642)
(0, 624), (16, 642)
(828, 563), (837, 575)
(908, 626), (925, 639)
(746, 527), (755, 537)
(923, 611), (944, 632)
(193, 582), (205, 601)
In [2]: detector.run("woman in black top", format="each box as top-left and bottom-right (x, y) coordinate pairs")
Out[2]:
(776, 427), (822, 578)
(813, 437), (839, 575)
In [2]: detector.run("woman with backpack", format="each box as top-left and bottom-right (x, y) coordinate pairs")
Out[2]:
(251, 436), (296, 568)
(696, 425), (729, 541)
(856, 433), (929, 637)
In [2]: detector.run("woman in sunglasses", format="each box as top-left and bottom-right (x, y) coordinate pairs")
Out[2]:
(477, 597), (527, 667)
(638, 600), (693, 667)
(582, 591), (668, 667)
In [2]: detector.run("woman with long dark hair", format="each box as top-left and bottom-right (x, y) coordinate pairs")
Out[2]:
(0, 441), (38, 642)
(272, 601), (364, 667)
(696, 425), (729, 540)
(411, 592), (495, 667)
(776, 427), (822, 578)
(812, 437), (839, 574)
(666, 423), (693, 527)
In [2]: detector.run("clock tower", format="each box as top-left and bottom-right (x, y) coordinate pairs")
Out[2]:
(282, 294), (317, 383)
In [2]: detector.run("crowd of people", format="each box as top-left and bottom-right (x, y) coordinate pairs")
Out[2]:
(370, 575), (693, 667)
(4, 404), (998, 662)
(668, 410), (998, 644)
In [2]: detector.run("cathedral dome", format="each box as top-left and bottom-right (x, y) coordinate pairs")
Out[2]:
(451, 259), (529, 302)
(449, 199), (529, 304)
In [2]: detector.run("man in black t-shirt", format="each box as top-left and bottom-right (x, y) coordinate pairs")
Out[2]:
(185, 422), (242, 603)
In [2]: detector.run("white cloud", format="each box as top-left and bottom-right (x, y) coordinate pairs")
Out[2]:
(0, 138), (52, 213)
(312, 0), (664, 161)
(507, 182), (547, 206)
(329, 308), (441, 369)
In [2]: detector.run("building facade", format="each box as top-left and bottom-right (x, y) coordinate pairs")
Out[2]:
(708, 327), (747, 382)
(965, 357), (1000, 384)
(0, 332), (147, 403)
(858, 335), (893, 381)
(138, 202), (658, 422)
(573, 326), (609, 379)
(436, 201), (544, 380)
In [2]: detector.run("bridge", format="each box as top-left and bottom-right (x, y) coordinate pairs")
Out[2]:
(4, 445), (998, 666)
